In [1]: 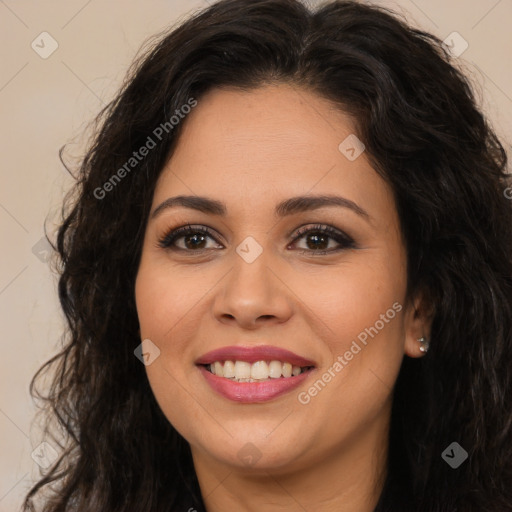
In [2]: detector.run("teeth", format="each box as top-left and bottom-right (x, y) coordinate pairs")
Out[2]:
(282, 362), (292, 378)
(234, 361), (251, 379)
(250, 361), (269, 380)
(213, 361), (223, 377)
(223, 360), (235, 378)
(208, 360), (307, 381)
(269, 360), (283, 378)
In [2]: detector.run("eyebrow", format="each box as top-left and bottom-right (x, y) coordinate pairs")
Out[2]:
(150, 194), (370, 221)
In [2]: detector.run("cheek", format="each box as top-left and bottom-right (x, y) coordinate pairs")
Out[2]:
(135, 260), (206, 341)
(301, 257), (405, 345)
(296, 256), (406, 412)
(134, 261), (205, 434)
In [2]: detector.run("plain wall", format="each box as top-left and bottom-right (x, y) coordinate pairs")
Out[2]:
(1, 0), (511, 510)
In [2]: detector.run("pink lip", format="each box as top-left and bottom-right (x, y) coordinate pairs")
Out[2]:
(197, 365), (315, 403)
(195, 345), (316, 367)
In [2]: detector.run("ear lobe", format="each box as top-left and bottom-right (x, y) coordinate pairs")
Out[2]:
(403, 290), (435, 358)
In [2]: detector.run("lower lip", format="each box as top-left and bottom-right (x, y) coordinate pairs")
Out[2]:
(197, 365), (314, 403)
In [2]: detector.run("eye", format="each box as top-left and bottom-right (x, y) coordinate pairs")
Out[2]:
(157, 223), (356, 255)
(289, 224), (356, 253)
(157, 224), (222, 252)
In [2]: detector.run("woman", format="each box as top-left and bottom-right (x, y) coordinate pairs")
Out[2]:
(24, 0), (512, 510)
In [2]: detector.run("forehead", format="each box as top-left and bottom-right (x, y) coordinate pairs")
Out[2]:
(153, 84), (393, 223)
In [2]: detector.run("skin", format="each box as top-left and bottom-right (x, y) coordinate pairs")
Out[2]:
(135, 84), (432, 512)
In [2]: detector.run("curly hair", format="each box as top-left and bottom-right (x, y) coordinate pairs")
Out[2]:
(24, 0), (512, 511)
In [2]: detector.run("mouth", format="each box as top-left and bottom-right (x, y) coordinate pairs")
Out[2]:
(195, 345), (317, 402)
(200, 360), (315, 382)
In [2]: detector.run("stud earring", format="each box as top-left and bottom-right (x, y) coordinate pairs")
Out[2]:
(418, 337), (430, 353)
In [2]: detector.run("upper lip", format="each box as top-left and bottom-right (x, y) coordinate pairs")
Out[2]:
(195, 345), (316, 367)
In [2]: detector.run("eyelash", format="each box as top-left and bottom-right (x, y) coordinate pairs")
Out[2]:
(157, 223), (356, 255)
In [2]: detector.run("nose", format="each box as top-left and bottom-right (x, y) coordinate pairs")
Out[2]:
(212, 248), (294, 330)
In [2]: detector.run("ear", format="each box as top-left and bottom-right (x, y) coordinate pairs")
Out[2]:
(403, 289), (434, 358)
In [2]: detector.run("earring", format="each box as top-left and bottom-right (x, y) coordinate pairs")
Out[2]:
(418, 337), (430, 353)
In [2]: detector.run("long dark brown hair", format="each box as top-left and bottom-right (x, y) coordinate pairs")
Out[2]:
(24, 1), (512, 510)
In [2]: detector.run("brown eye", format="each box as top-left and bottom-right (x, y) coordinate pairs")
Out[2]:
(291, 224), (356, 253)
(158, 225), (222, 251)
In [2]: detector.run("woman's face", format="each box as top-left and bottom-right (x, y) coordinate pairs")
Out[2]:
(135, 84), (427, 477)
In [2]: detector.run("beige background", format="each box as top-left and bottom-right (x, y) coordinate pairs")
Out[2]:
(0, 0), (511, 510)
